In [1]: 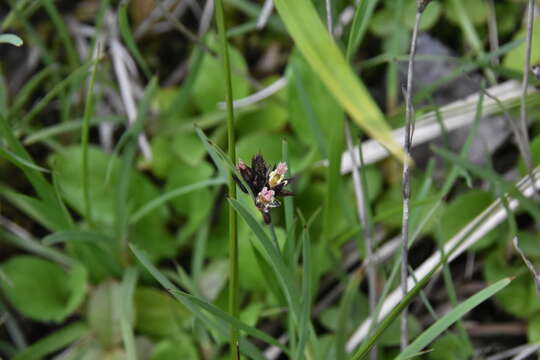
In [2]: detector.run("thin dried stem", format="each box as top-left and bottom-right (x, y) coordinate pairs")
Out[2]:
(344, 120), (377, 360)
(400, 1), (425, 349)
(513, 237), (540, 300)
(257, 0), (274, 29)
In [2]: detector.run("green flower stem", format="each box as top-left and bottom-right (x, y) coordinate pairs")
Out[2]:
(214, 1), (239, 359)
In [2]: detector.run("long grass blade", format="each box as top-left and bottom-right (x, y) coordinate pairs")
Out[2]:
(273, 0), (407, 162)
(395, 278), (512, 360)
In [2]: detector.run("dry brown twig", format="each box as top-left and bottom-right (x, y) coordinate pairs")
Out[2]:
(400, 0), (431, 349)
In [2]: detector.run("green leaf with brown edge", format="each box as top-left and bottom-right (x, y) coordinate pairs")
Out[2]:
(273, 0), (407, 163)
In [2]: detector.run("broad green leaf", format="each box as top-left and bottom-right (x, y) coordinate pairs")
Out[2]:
(377, 315), (421, 346)
(436, 190), (504, 251)
(51, 146), (175, 260)
(164, 161), (214, 243)
(150, 132), (207, 177)
(150, 335), (198, 360)
(192, 34), (250, 113)
(237, 132), (299, 165)
(130, 244), (286, 357)
(0, 33), (23, 46)
(134, 287), (192, 338)
(503, 11), (540, 72)
(427, 333), (473, 360)
(236, 77), (288, 136)
(13, 322), (88, 360)
(0, 256), (87, 323)
(395, 278), (511, 360)
(403, 1), (442, 31)
(444, 0), (488, 26)
(43, 231), (122, 283)
(484, 250), (540, 317)
(239, 302), (264, 328)
(228, 198), (301, 321)
(375, 177), (440, 234)
(518, 135), (540, 175)
(273, 0), (407, 162)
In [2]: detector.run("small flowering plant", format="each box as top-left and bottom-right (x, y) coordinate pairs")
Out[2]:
(234, 154), (293, 224)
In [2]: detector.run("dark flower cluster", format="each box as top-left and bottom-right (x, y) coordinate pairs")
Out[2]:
(234, 154), (293, 224)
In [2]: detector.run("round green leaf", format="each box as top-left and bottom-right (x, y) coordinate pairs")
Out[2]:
(51, 146), (175, 260)
(427, 333), (472, 360)
(192, 34), (250, 113)
(518, 135), (540, 176)
(1, 256), (87, 323)
(503, 20), (540, 72)
(445, 0), (488, 26)
(484, 249), (540, 317)
(404, 1), (442, 31)
(150, 335), (198, 360)
(133, 287), (191, 338)
(436, 190), (503, 250)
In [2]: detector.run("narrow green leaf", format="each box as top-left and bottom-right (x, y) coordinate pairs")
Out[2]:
(432, 146), (540, 224)
(273, 0), (407, 162)
(13, 322), (88, 360)
(41, 0), (79, 67)
(294, 227), (312, 359)
(0, 188), (68, 231)
(0, 230), (74, 267)
(346, 0), (379, 61)
(0, 146), (49, 172)
(228, 198), (301, 320)
(118, 3), (151, 78)
(395, 278), (512, 360)
(130, 178), (226, 223)
(129, 244), (283, 358)
(21, 60), (94, 124)
(9, 65), (55, 117)
(81, 41), (101, 223)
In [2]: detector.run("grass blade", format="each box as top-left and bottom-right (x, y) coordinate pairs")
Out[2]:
(0, 146), (49, 173)
(118, 3), (151, 78)
(273, 0), (407, 162)
(129, 244), (285, 357)
(13, 322), (88, 360)
(118, 268), (138, 360)
(130, 178), (225, 223)
(228, 198), (300, 321)
(0, 230), (74, 267)
(346, 0), (379, 61)
(395, 278), (512, 360)
(294, 226), (313, 359)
